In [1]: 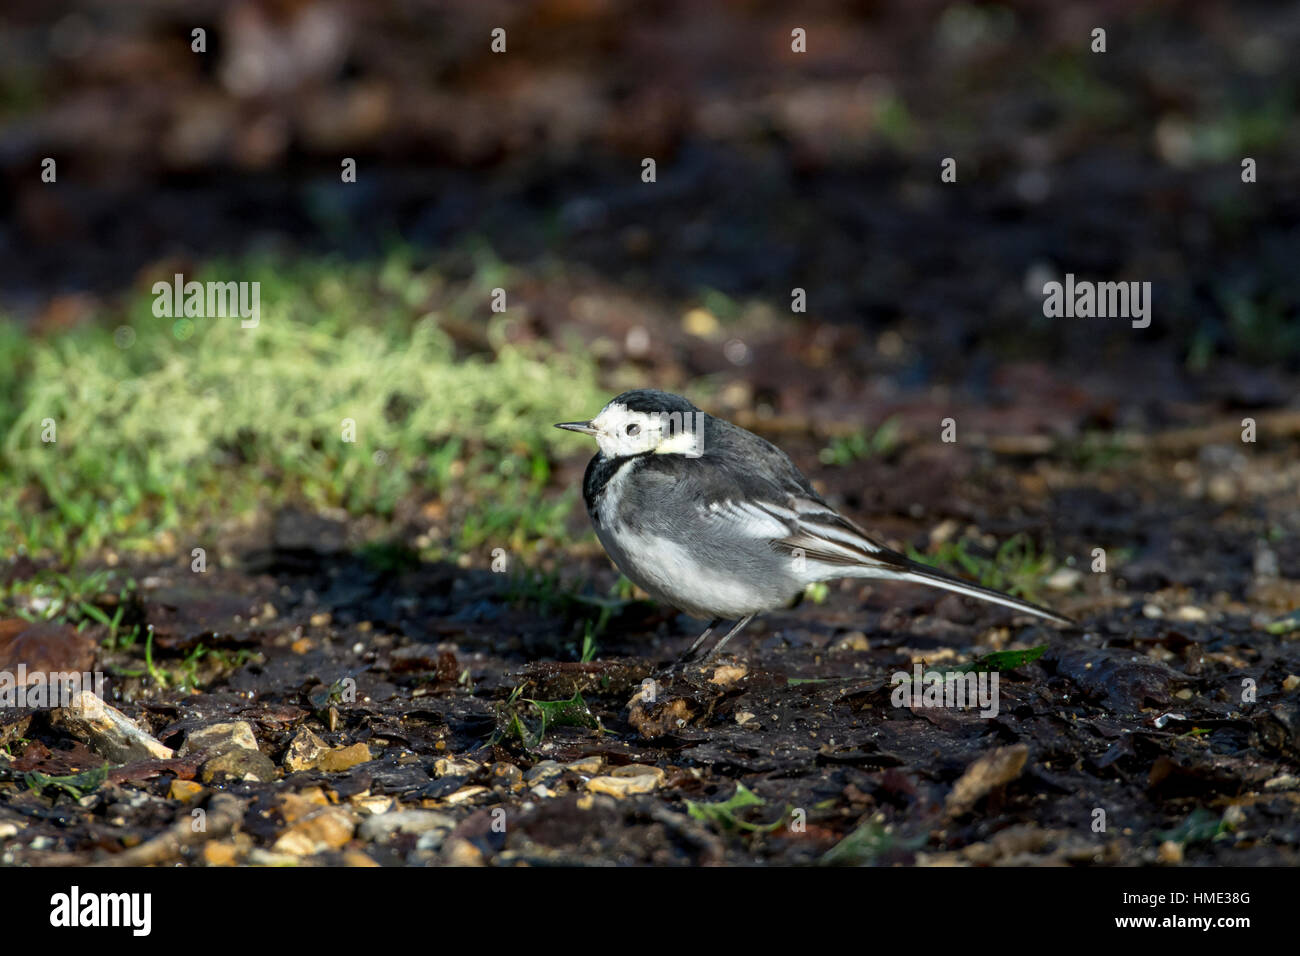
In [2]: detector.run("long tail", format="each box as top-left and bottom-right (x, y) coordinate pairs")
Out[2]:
(885, 558), (1074, 626)
(767, 498), (1074, 626)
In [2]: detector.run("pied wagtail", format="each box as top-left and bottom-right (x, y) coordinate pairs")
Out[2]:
(557, 389), (1072, 663)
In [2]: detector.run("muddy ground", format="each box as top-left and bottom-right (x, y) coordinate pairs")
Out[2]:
(3, 405), (1299, 867)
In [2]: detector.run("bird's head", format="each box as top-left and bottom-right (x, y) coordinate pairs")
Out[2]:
(555, 389), (706, 459)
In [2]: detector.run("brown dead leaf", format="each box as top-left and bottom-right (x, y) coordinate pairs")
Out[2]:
(945, 744), (1030, 818)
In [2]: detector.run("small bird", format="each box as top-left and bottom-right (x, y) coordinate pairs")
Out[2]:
(557, 390), (1072, 663)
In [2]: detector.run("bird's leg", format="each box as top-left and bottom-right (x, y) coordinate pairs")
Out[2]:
(673, 618), (721, 666)
(700, 614), (756, 661)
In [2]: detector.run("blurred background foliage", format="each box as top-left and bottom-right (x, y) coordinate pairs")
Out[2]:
(0, 0), (1296, 562)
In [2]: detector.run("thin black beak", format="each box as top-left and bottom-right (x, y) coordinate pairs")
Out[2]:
(555, 420), (597, 435)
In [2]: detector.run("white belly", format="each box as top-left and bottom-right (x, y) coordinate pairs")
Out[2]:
(594, 519), (767, 619)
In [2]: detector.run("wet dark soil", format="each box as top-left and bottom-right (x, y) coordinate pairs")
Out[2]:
(3, 418), (1298, 866)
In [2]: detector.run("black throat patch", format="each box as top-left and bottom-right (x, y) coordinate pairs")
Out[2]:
(582, 452), (646, 526)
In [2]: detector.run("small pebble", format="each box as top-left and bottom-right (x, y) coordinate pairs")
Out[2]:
(832, 631), (870, 652)
(444, 786), (489, 805)
(565, 756), (602, 775)
(1045, 568), (1082, 591)
(524, 760), (562, 783)
(434, 757), (479, 777)
(1157, 841), (1184, 864)
(283, 726), (329, 772)
(490, 762), (523, 790)
(316, 743), (371, 772)
(168, 779), (205, 803)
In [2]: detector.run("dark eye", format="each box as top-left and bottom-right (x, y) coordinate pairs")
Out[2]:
(625, 423), (641, 437)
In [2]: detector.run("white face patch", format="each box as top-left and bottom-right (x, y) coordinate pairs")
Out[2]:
(589, 401), (705, 458)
